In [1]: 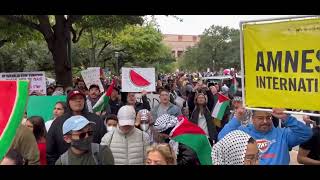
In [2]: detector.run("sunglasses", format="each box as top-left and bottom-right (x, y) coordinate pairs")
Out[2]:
(71, 130), (94, 139)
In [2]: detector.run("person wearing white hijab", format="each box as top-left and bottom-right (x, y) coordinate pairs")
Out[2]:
(211, 130), (259, 165)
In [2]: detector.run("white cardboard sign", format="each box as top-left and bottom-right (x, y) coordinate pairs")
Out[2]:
(121, 67), (156, 92)
(81, 68), (104, 92)
(0, 71), (46, 94)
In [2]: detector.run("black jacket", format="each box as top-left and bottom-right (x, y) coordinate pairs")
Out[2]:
(177, 143), (200, 165)
(46, 96), (107, 165)
(107, 99), (122, 115)
(188, 91), (218, 142)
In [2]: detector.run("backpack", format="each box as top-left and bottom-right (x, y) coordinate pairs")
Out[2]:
(60, 143), (101, 165)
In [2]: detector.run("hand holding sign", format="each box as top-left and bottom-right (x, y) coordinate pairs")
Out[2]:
(271, 108), (289, 121)
(235, 107), (246, 121)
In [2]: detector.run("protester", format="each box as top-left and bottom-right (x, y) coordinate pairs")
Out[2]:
(104, 114), (118, 132)
(52, 84), (65, 96)
(212, 130), (259, 165)
(135, 109), (159, 144)
(218, 108), (313, 165)
(47, 86), (55, 96)
(151, 88), (182, 121)
(153, 114), (201, 165)
(46, 89), (106, 165)
(105, 86), (121, 115)
(45, 101), (67, 131)
(100, 105), (150, 165)
(188, 83), (218, 144)
(121, 90), (151, 113)
(25, 116), (47, 165)
(0, 149), (24, 165)
(86, 84), (101, 113)
(75, 80), (86, 94)
(11, 124), (40, 165)
(55, 115), (114, 165)
(297, 114), (320, 165)
(146, 143), (177, 165)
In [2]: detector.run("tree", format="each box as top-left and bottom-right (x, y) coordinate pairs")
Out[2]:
(179, 25), (240, 72)
(113, 25), (174, 67)
(0, 15), (144, 87)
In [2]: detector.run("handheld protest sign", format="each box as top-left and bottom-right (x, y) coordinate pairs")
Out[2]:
(81, 68), (105, 92)
(121, 67), (156, 92)
(240, 16), (320, 114)
(0, 80), (29, 160)
(0, 71), (46, 95)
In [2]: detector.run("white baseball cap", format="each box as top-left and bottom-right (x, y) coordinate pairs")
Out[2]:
(117, 105), (136, 126)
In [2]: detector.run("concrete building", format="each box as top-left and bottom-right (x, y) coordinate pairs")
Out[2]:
(162, 34), (200, 59)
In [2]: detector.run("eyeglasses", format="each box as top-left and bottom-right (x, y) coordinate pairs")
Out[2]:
(71, 130), (93, 139)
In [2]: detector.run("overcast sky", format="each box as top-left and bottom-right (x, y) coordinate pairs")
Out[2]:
(154, 15), (303, 35)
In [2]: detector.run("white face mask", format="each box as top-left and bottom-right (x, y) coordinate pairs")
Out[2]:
(107, 126), (115, 132)
(140, 123), (149, 131)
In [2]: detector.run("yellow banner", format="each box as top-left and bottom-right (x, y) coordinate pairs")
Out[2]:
(243, 17), (320, 111)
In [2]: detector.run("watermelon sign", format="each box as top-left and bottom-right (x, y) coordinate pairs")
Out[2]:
(0, 80), (29, 160)
(121, 68), (155, 92)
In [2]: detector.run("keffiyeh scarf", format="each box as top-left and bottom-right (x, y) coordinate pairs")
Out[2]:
(211, 130), (252, 165)
(154, 114), (178, 133)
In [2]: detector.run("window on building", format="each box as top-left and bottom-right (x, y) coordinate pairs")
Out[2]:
(178, 35), (183, 41)
(177, 51), (183, 57)
(193, 36), (197, 42)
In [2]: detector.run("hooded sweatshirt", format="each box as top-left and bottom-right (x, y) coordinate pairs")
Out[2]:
(218, 115), (312, 165)
(46, 94), (107, 165)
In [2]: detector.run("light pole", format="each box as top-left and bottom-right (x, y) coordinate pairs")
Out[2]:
(115, 51), (119, 75)
(212, 59), (215, 72)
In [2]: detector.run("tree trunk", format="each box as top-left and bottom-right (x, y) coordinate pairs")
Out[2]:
(51, 39), (72, 87)
(89, 29), (96, 67)
(49, 17), (73, 87)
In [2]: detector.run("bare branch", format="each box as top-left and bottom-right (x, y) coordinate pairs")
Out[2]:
(36, 15), (54, 51)
(97, 41), (111, 58)
(1, 15), (40, 31)
(70, 26), (87, 43)
(66, 15), (83, 26)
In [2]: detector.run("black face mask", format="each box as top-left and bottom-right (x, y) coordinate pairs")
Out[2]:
(71, 136), (93, 151)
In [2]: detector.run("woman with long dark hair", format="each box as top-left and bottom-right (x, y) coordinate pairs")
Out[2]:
(45, 101), (67, 131)
(26, 116), (47, 165)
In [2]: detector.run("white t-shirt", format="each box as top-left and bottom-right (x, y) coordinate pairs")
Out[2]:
(198, 114), (209, 136)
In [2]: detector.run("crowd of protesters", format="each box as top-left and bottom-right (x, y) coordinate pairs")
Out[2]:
(1, 69), (319, 165)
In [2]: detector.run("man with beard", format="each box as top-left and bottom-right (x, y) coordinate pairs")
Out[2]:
(218, 108), (312, 165)
(86, 84), (101, 113)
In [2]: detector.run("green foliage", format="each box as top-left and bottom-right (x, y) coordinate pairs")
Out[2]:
(0, 41), (53, 72)
(113, 25), (173, 66)
(179, 25), (240, 72)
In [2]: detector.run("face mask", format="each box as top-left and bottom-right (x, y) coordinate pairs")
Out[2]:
(71, 136), (92, 151)
(107, 126), (115, 132)
(140, 124), (149, 131)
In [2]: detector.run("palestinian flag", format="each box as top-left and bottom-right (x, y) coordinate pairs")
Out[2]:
(92, 79), (115, 113)
(230, 75), (238, 94)
(0, 80), (29, 160)
(211, 93), (230, 120)
(170, 117), (212, 165)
